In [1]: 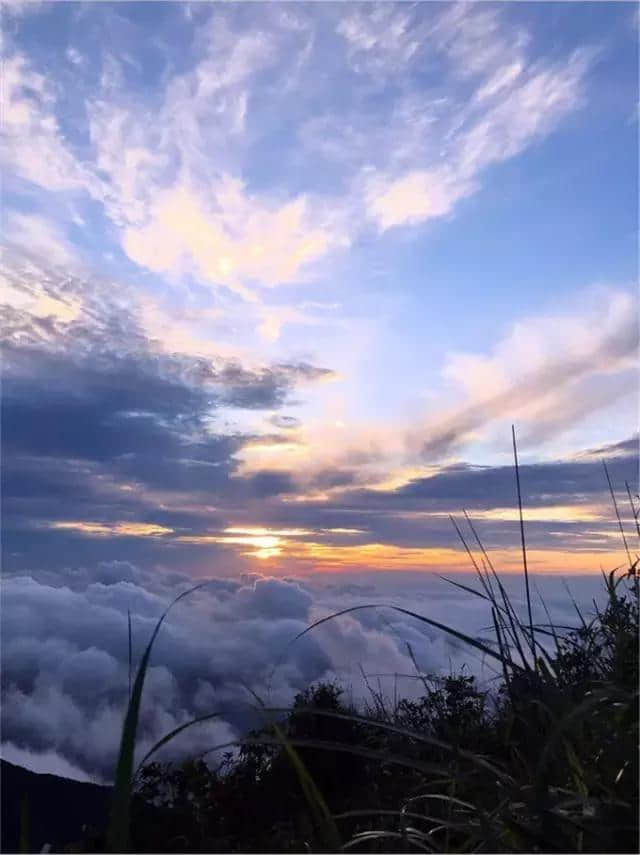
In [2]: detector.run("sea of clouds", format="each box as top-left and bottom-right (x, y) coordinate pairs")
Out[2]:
(1, 565), (606, 782)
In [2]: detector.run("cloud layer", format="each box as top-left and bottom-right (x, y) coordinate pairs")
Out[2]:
(1, 567), (608, 781)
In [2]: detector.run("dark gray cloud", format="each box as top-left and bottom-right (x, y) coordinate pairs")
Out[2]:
(1, 259), (337, 572)
(268, 414), (301, 430)
(245, 437), (638, 556)
(395, 450), (638, 509)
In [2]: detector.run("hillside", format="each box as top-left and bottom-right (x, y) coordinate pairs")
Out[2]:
(0, 760), (110, 854)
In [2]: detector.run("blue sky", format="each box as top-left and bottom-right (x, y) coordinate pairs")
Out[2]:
(2, 1), (638, 575)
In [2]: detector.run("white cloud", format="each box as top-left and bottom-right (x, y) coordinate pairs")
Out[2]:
(331, 4), (598, 232)
(1, 568), (607, 779)
(2, 4), (599, 298)
(122, 179), (339, 294)
(432, 4), (529, 81)
(336, 4), (422, 77)
(1, 51), (99, 196)
(365, 167), (475, 231)
(65, 46), (84, 67)
(456, 48), (593, 180)
(409, 288), (638, 458)
(1, 0), (42, 18)
(3, 212), (79, 270)
(364, 39), (593, 231)
(81, 19), (346, 295)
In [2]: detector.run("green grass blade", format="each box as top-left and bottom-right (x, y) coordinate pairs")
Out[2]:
(603, 459), (633, 566)
(286, 603), (514, 670)
(245, 682), (341, 852)
(246, 706), (512, 782)
(19, 793), (29, 855)
(272, 719), (343, 852)
(438, 575), (490, 604)
(134, 710), (225, 776)
(512, 424), (536, 668)
(106, 581), (211, 852)
(127, 608), (132, 702)
(625, 480), (640, 538)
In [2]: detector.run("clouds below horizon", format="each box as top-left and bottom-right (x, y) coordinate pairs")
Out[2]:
(1, 567), (610, 782)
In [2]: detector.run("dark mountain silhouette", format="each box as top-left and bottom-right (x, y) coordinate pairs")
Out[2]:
(1, 760), (110, 853)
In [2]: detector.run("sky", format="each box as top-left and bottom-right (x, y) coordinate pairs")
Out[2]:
(1, 0), (638, 781)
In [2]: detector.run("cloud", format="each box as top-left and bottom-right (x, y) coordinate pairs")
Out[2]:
(3, 213), (80, 271)
(0, 572), (362, 778)
(1, 255), (338, 573)
(1, 49), (100, 196)
(336, 4), (422, 77)
(1, 568), (610, 780)
(121, 180), (339, 296)
(2, 254), (634, 578)
(3, 2), (599, 300)
(364, 37), (593, 230)
(365, 167), (474, 231)
(409, 289), (638, 459)
(81, 13), (346, 296)
(1, 0), (43, 17)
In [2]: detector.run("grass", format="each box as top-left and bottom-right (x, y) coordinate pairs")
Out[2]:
(91, 431), (638, 854)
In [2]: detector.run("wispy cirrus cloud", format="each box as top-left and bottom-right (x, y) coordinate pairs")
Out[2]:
(2, 2), (599, 301)
(410, 288), (638, 460)
(359, 12), (594, 230)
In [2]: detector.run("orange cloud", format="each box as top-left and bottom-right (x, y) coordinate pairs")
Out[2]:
(49, 521), (173, 538)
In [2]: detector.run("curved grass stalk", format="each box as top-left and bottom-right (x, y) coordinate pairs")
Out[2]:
(253, 704), (512, 782)
(106, 581), (213, 852)
(286, 603), (513, 669)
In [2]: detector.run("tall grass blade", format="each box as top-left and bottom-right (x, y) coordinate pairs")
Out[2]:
(252, 706), (512, 781)
(603, 459), (633, 566)
(287, 603), (513, 669)
(19, 793), (29, 855)
(247, 684), (341, 852)
(462, 510), (529, 668)
(512, 424), (536, 668)
(438, 575), (490, 604)
(625, 480), (640, 538)
(492, 607), (513, 698)
(562, 578), (589, 631)
(405, 642), (433, 696)
(273, 720), (343, 852)
(106, 582), (211, 852)
(127, 608), (132, 702)
(134, 711), (225, 775)
(463, 510), (497, 598)
(534, 583), (561, 655)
